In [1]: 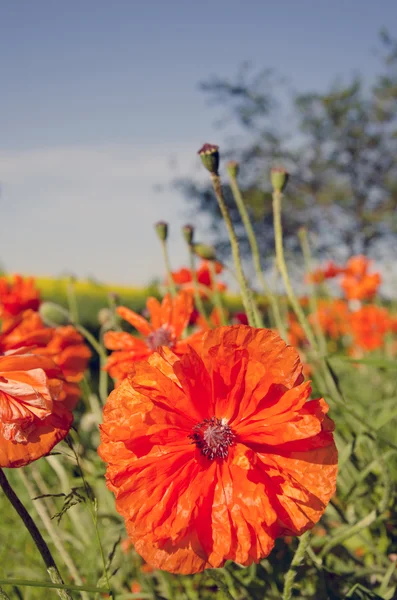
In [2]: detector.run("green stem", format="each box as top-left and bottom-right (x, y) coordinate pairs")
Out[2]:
(74, 323), (109, 404)
(210, 173), (256, 326)
(229, 174), (287, 334)
(297, 227), (327, 354)
(0, 579), (108, 594)
(0, 588), (10, 600)
(272, 190), (317, 349)
(0, 469), (72, 600)
(18, 469), (89, 600)
(206, 570), (235, 600)
(66, 278), (79, 324)
(208, 260), (227, 325)
(282, 531), (311, 600)
(319, 510), (378, 558)
(66, 434), (112, 596)
(161, 239), (177, 297)
(188, 248), (211, 327)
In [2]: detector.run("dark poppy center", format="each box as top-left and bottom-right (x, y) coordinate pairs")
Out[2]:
(189, 417), (235, 460)
(146, 326), (174, 351)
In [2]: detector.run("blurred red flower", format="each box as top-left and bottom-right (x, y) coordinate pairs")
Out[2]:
(0, 275), (40, 322)
(171, 261), (227, 298)
(0, 310), (91, 409)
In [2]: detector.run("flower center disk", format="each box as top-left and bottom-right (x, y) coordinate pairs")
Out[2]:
(146, 326), (174, 351)
(189, 417), (235, 460)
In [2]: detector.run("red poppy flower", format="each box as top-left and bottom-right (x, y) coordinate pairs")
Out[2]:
(340, 256), (381, 301)
(170, 262), (227, 298)
(0, 350), (73, 468)
(99, 325), (337, 574)
(310, 299), (350, 340)
(350, 305), (391, 351)
(306, 261), (342, 284)
(0, 310), (91, 409)
(104, 291), (205, 382)
(0, 275), (40, 321)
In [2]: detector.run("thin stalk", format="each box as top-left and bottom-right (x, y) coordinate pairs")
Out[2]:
(161, 239), (177, 297)
(282, 531), (311, 600)
(210, 173), (256, 326)
(0, 469), (72, 600)
(0, 579), (108, 594)
(272, 190), (317, 349)
(0, 588), (10, 600)
(74, 323), (108, 404)
(66, 278), (79, 324)
(205, 570), (235, 600)
(66, 434), (112, 597)
(298, 228), (327, 354)
(229, 173), (287, 334)
(18, 469), (89, 600)
(208, 260), (227, 325)
(188, 247), (211, 327)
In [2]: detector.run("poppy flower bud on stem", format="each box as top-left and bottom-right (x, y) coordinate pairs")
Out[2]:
(192, 243), (217, 261)
(226, 160), (240, 179)
(39, 302), (70, 327)
(271, 167), (289, 193)
(198, 143), (219, 175)
(154, 221), (168, 242)
(182, 224), (194, 246)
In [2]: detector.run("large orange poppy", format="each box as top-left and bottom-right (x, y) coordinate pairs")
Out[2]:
(0, 275), (40, 321)
(99, 325), (338, 574)
(0, 350), (73, 468)
(104, 291), (204, 382)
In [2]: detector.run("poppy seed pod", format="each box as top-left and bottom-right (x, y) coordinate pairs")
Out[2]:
(154, 221), (168, 242)
(198, 144), (219, 175)
(226, 160), (240, 178)
(192, 243), (217, 261)
(182, 224), (194, 245)
(271, 167), (289, 193)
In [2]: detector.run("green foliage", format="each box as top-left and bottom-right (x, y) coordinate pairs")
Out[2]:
(176, 31), (397, 262)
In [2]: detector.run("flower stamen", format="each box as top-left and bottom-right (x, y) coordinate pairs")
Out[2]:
(146, 326), (175, 351)
(189, 417), (235, 460)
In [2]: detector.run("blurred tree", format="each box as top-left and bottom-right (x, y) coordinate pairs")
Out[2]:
(176, 31), (397, 264)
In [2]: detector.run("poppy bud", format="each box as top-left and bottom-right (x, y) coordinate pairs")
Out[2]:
(198, 144), (219, 175)
(192, 243), (217, 261)
(226, 160), (239, 178)
(39, 302), (70, 326)
(271, 167), (289, 193)
(98, 308), (112, 327)
(154, 221), (168, 242)
(182, 224), (194, 245)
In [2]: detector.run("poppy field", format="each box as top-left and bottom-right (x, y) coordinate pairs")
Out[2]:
(1, 147), (397, 600)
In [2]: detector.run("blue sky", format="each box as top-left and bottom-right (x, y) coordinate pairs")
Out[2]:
(1, 1), (397, 285)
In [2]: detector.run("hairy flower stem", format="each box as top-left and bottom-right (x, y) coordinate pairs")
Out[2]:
(229, 174), (287, 334)
(282, 531), (311, 600)
(74, 323), (108, 404)
(272, 190), (318, 349)
(18, 469), (89, 600)
(0, 588), (10, 600)
(188, 246), (211, 327)
(208, 260), (227, 325)
(0, 468), (72, 600)
(210, 173), (256, 327)
(161, 239), (177, 297)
